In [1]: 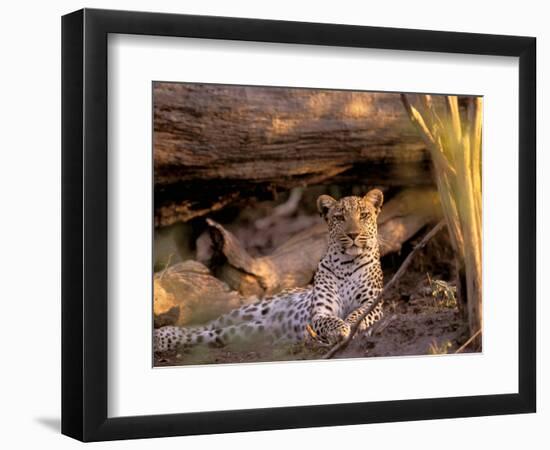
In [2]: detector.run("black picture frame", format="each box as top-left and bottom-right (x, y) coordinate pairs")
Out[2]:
(61, 8), (536, 442)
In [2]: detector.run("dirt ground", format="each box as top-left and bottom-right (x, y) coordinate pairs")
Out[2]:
(154, 271), (472, 367)
(154, 194), (476, 367)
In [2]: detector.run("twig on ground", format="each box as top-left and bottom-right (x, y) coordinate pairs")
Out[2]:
(322, 220), (446, 359)
(455, 328), (482, 354)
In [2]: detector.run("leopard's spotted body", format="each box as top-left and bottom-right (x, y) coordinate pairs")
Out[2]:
(155, 190), (385, 352)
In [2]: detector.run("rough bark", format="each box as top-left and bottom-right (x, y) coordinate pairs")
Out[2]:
(153, 83), (433, 226)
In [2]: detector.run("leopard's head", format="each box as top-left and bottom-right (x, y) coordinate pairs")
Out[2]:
(317, 189), (383, 257)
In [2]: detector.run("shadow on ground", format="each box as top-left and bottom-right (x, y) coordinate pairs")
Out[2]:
(35, 417), (61, 433)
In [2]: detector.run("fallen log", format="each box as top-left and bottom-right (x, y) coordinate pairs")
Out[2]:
(153, 83), (433, 226)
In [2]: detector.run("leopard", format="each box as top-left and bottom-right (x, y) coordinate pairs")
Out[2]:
(154, 189), (385, 353)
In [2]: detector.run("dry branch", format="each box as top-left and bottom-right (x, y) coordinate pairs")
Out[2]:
(255, 188), (303, 230)
(323, 220), (446, 359)
(455, 329), (482, 353)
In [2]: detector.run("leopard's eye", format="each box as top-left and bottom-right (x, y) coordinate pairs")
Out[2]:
(332, 213), (344, 221)
(360, 212), (369, 220)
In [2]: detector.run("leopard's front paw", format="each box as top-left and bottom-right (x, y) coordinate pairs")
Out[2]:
(355, 319), (369, 332)
(309, 316), (352, 346)
(326, 322), (351, 345)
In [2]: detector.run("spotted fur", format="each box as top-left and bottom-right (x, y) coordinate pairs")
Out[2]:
(155, 189), (385, 352)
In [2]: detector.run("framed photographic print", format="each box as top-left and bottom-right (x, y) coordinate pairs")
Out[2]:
(61, 8), (536, 442)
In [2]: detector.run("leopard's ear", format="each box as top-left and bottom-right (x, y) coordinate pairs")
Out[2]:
(364, 189), (384, 213)
(317, 195), (336, 219)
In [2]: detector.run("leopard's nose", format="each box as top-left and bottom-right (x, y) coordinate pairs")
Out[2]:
(347, 232), (359, 240)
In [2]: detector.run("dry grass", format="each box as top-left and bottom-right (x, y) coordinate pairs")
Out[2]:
(401, 94), (482, 349)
